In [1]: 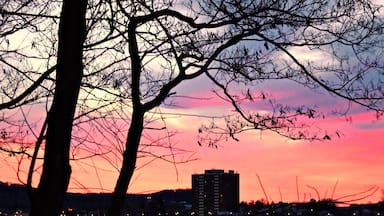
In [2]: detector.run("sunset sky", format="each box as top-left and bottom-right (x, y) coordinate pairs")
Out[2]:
(125, 78), (384, 204)
(1, 0), (384, 206)
(4, 74), (383, 204)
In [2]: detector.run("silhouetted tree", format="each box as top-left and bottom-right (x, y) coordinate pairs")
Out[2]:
(0, 0), (383, 215)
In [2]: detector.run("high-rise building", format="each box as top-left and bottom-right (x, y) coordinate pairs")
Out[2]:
(192, 169), (239, 215)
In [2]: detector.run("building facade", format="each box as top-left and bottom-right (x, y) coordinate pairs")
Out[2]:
(192, 169), (239, 215)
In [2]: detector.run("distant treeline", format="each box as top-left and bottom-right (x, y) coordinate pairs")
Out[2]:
(0, 182), (191, 213)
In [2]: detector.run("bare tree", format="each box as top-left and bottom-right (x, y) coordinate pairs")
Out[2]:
(0, 0), (383, 215)
(105, 1), (384, 214)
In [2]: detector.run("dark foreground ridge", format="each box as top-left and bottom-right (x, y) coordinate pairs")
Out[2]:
(0, 181), (191, 215)
(1, 181), (384, 215)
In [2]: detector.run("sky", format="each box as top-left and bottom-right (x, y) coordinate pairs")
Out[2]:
(120, 79), (384, 204)
(4, 76), (383, 205)
(1, 0), (384, 206)
(37, 77), (382, 205)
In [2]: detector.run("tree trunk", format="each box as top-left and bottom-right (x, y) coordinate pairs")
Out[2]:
(107, 109), (144, 216)
(29, 0), (87, 215)
(106, 16), (146, 216)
